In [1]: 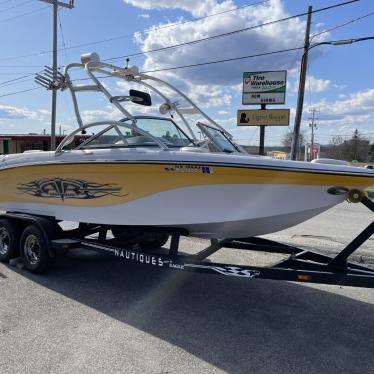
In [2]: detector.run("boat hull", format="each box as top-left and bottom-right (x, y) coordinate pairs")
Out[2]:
(0, 160), (372, 238)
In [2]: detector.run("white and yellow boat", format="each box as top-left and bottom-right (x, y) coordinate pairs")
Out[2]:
(1, 53), (372, 239)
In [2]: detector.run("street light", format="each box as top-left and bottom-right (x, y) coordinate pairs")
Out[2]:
(290, 36), (374, 160)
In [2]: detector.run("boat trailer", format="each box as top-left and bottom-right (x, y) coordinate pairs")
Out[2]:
(1, 197), (374, 288)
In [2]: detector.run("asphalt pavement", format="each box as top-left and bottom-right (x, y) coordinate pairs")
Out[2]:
(0, 201), (373, 374)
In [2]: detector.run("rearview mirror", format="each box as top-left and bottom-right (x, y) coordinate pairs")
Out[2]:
(129, 89), (152, 106)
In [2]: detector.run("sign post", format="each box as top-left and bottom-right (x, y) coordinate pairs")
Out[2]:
(241, 71), (287, 155)
(259, 104), (266, 156)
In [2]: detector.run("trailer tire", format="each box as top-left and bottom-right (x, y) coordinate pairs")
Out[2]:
(0, 218), (20, 262)
(20, 225), (54, 274)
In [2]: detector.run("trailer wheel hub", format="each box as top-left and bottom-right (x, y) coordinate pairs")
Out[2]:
(24, 235), (41, 265)
(0, 228), (10, 255)
(347, 189), (366, 203)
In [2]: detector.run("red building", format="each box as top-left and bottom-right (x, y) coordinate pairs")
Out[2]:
(0, 134), (89, 154)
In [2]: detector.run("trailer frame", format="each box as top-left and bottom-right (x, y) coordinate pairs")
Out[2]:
(1, 197), (373, 288)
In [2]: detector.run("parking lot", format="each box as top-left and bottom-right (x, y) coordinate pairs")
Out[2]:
(1, 201), (373, 374)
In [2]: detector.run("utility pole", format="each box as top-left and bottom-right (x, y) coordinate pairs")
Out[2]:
(308, 108), (319, 161)
(290, 5), (312, 160)
(38, 0), (75, 150)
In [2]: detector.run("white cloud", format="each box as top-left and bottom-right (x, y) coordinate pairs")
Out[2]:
(216, 116), (236, 127)
(0, 105), (47, 121)
(124, 0), (219, 17)
(309, 89), (374, 117)
(139, 13), (150, 19)
(81, 108), (122, 123)
(123, 0), (326, 113)
(314, 22), (325, 29)
(314, 114), (370, 127)
(37, 109), (51, 115)
(132, 0), (307, 88)
(303, 89), (374, 137)
(120, 0), (338, 119)
(334, 83), (347, 90)
(306, 75), (330, 93)
(291, 74), (330, 93)
(81, 103), (162, 121)
(188, 84), (232, 108)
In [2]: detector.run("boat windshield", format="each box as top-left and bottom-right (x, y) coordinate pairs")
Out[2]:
(77, 117), (194, 150)
(124, 117), (194, 147)
(197, 123), (240, 153)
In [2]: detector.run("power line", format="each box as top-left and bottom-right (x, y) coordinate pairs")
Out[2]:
(0, 0), (358, 64)
(57, 46), (305, 81)
(0, 87), (41, 98)
(0, 73), (34, 86)
(51, 0), (271, 55)
(311, 10), (374, 40)
(0, 65), (45, 68)
(0, 45), (303, 96)
(57, 8), (77, 125)
(62, 0), (270, 49)
(0, 5), (49, 23)
(306, 10), (374, 109)
(0, 0), (270, 62)
(57, 9), (68, 60)
(3, 32), (372, 91)
(0, 52), (45, 62)
(3, 31), (374, 92)
(142, 46), (304, 73)
(0, 72), (36, 74)
(104, 0), (360, 62)
(0, 77), (34, 88)
(0, 0), (33, 13)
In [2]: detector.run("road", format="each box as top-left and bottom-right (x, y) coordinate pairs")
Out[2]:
(0, 201), (373, 374)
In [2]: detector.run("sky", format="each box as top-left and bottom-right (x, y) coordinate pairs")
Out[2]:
(0, 0), (373, 147)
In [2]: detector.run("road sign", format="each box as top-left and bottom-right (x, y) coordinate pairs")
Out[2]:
(242, 70), (287, 105)
(306, 143), (321, 154)
(237, 109), (290, 126)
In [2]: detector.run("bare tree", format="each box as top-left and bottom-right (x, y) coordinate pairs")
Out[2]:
(328, 129), (370, 162)
(282, 129), (305, 149)
(370, 143), (374, 162)
(328, 135), (345, 160)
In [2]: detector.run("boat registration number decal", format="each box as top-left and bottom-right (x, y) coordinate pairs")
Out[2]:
(17, 178), (126, 201)
(165, 164), (213, 174)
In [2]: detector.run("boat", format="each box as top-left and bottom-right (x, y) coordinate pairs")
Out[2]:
(0, 52), (373, 240)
